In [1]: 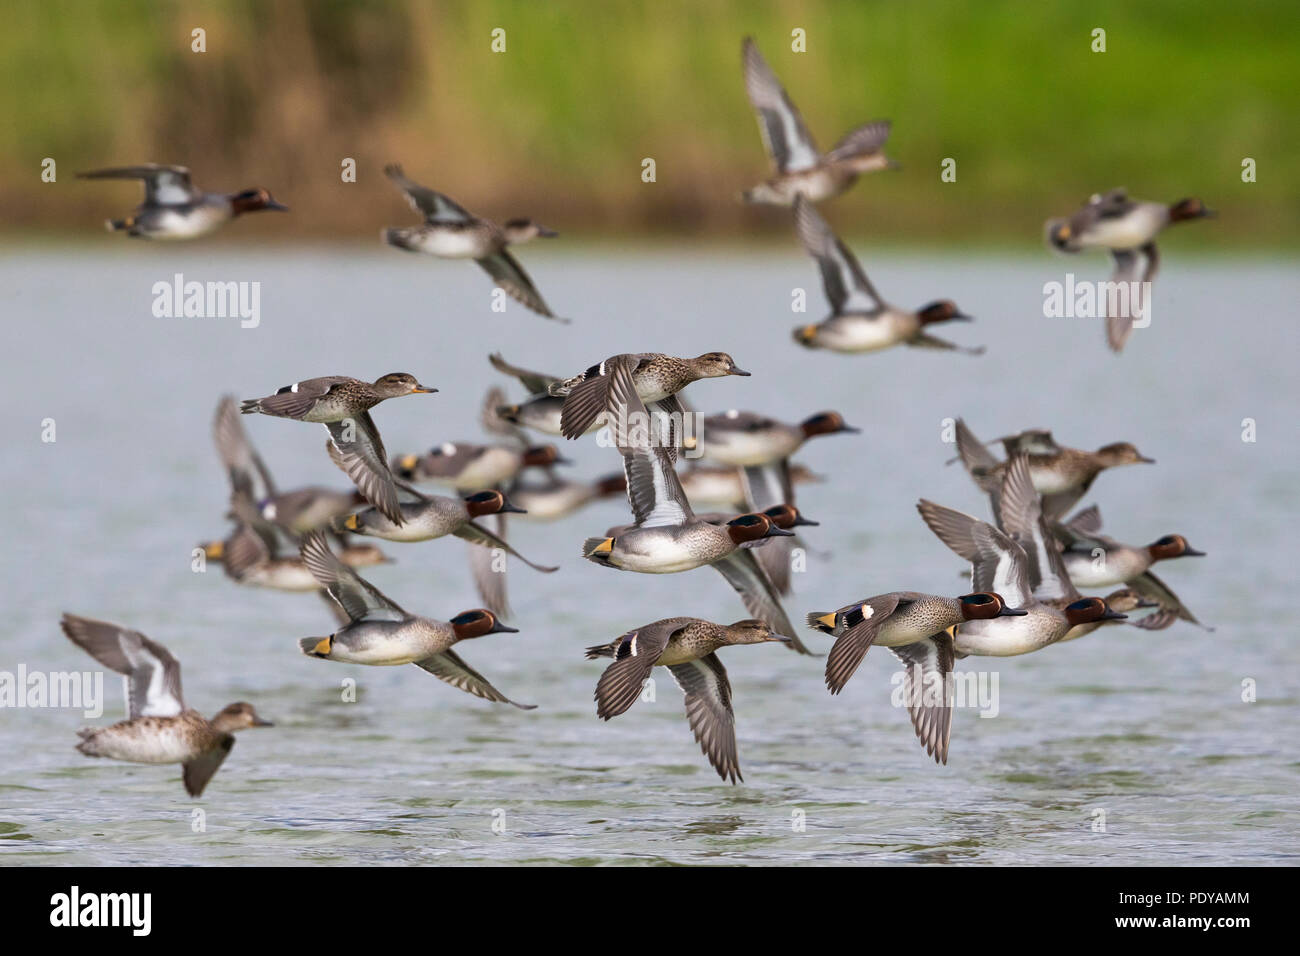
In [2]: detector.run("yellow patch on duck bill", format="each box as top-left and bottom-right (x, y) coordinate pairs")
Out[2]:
(1055, 224), (1071, 241)
(590, 537), (614, 555)
(203, 541), (224, 560)
(682, 436), (698, 450)
(344, 514), (360, 531)
(399, 454), (418, 469)
(815, 611), (838, 631)
(799, 325), (818, 341)
(313, 636), (333, 656)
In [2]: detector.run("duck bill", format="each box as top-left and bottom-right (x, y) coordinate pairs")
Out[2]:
(997, 606), (1030, 617)
(1183, 547), (1206, 557)
(489, 622), (520, 635)
(252, 716), (275, 727)
(536, 225), (559, 238)
(838, 424), (862, 434)
(1100, 609), (1128, 621)
(763, 526), (796, 538)
(1137, 454), (1156, 464)
(499, 501), (528, 515)
(411, 385), (438, 394)
(789, 514), (819, 527)
(951, 312), (974, 322)
(768, 634), (794, 644)
(728, 366), (752, 377)
(265, 200), (289, 212)
(1135, 598), (1161, 609)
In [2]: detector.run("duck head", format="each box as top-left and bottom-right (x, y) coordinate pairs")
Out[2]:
(799, 411), (860, 439)
(1147, 534), (1205, 562)
(372, 372), (437, 398)
(451, 609), (519, 639)
(1063, 597), (1128, 626)
(761, 503), (818, 529)
(917, 300), (973, 325)
(1168, 197), (1215, 222)
(212, 701), (274, 732)
(523, 444), (570, 467)
(958, 592), (1029, 621)
(229, 188), (288, 215)
(1095, 441), (1155, 466)
(464, 489), (526, 517)
(340, 543), (391, 566)
(726, 618), (793, 646)
(503, 218), (558, 243)
(725, 513), (794, 545)
(1102, 588), (1161, 614)
(693, 352), (751, 378)
(595, 472), (628, 497)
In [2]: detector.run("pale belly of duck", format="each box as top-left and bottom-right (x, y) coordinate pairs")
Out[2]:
(1064, 550), (1141, 587)
(815, 315), (910, 352)
(449, 448), (522, 490)
(769, 168), (849, 204)
(333, 621), (441, 665)
(609, 534), (715, 573)
(410, 228), (494, 258)
(1079, 207), (1167, 249)
(1028, 466), (1079, 495)
(141, 205), (230, 240)
(248, 562), (320, 592)
(80, 717), (205, 763)
(702, 430), (799, 467)
(954, 615), (1062, 657)
(363, 500), (463, 541)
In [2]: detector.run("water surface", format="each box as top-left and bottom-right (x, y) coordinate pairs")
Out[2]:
(1, 247), (1296, 865)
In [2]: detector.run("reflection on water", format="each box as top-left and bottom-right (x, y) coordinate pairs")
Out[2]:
(0, 247), (1297, 865)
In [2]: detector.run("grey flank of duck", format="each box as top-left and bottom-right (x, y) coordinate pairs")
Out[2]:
(382, 164), (562, 320)
(335, 472), (558, 618)
(578, 358), (810, 653)
(585, 617), (792, 783)
(298, 532), (534, 709)
(394, 440), (567, 492)
(77, 164), (286, 240)
(489, 352), (602, 438)
(700, 408), (858, 468)
(61, 614), (272, 797)
(806, 591), (1028, 763)
(1055, 505), (1207, 630)
(917, 456), (1128, 658)
(952, 417), (1153, 523)
(791, 196), (982, 354)
(240, 373), (435, 527)
(740, 36), (896, 205)
(548, 351), (750, 443)
(507, 470), (627, 522)
(1046, 189), (1214, 351)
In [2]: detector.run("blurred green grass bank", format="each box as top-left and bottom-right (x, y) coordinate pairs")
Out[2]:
(4, 0), (1296, 244)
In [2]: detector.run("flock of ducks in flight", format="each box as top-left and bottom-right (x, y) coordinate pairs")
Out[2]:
(61, 37), (1210, 793)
